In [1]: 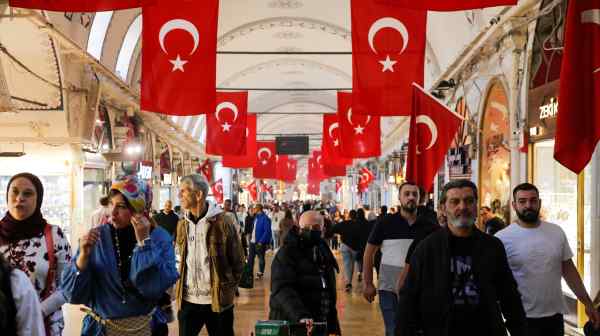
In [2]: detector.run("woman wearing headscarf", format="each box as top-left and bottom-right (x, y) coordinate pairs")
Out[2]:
(0, 172), (71, 336)
(61, 175), (178, 336)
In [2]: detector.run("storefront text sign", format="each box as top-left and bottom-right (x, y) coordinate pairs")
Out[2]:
(539, 97), (558, 120)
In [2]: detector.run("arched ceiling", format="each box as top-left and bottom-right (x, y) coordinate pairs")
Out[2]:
(40, 0), (507, 156)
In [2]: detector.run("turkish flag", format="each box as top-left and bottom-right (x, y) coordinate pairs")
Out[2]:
(206, 92), (248, 156)
(358, 167), (375, 192)
(308, 157), (324, 183)
(307, 181), (321, 196)
(338, 92), (381, 158)
(197, 158), (213, 183)
(141, 0), (218, 116)
(246, 180), (258, 202)
(322, 115), (352, 166)
(406, 84), (462, 192)
(9, 0), (151, 11)
(554, 0), (600, 174)
(351, 0), (426, 116)
(222, 115), (256, 168)
(373, 0), (516, 11)
(253, 141), (277, 179)
(277, 156), (297, 182)
(211, 179), (223, 204)
(335, 180), (343, 193)
(323, 163), (347, 178)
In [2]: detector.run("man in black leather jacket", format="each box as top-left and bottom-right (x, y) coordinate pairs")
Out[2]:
(269, 211), (341, 335)
(397, 179), (526, 336)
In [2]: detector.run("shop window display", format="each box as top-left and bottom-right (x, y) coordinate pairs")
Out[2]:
(0, 175), (71, 232)
(533, 140), (580, 297)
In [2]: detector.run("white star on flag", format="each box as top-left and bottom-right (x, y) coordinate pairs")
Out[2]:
(262, 160), (268, 165)
(221, 122), (232, 132)
(333, 139), (339, 147)
(354, 125), (365, 135)
(170, 54), (188, 72)
(379, 55), (397, 72)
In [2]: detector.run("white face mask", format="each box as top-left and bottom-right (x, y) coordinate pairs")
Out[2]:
(448, 215), (476, 229)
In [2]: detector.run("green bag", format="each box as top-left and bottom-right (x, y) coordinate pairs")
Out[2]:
(239, 262), (254, 289)
(255, 320), (290, 336)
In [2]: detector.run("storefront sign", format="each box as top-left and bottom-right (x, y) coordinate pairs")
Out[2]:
(539, 97), (558, 120)
(138, 165), (152, 180)
(528, 80), (559, 141)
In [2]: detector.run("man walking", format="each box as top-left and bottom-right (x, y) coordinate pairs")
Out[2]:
(153, 199), (179, 239)
(248, 204), (272, 279)
(174, 174), (244, 336)
(397, 179), (526, 336)
(270, 204), (284, 250)
(363, 182), (427, 336)
(497, 183), (600, 335)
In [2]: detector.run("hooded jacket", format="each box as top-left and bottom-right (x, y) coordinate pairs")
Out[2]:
(174, 201), (244, 313)
(253, 212), (272, 245)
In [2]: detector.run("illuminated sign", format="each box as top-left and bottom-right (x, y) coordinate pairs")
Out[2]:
(539, 97), (558, 120)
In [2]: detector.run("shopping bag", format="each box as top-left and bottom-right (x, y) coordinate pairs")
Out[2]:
(239, 262), (254, 289)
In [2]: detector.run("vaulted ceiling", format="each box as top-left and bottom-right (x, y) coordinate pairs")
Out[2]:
(2, 0), (509, 158)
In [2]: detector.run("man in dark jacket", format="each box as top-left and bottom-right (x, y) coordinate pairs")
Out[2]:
(153, 200), (179, 239)
(397, 179), (526, 336)
(270, 210), (341, 335)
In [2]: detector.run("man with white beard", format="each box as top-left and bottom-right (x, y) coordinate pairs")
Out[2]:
(396, 179), (527, 336)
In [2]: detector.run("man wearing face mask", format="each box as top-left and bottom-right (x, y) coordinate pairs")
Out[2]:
(269, 211), (341, 336)
(397, 179), (526, 336)
(496, 183), (600, 335)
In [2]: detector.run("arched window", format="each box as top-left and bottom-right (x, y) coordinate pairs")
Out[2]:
(115, 15), (142, 80)
(87, 11), (113, 59)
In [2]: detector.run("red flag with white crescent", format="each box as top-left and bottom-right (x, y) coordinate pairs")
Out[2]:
(253, 141), (277, 179)
(307, 181), (321, 196)
(222, 115), (257, 168)
(247, 180), (258, 201)
(277, 156), (297, 182)
(373, 0), (516, 11)
(406, 84), (462, 192)
(9, 0), (152, 11)
(206, 92), (248, 156)
(141, 0), (218, 116)
(554, 0), (600, 173)
(322, 114), (352, 165)
(210, 178), (223, 204)
(358, 167), (374, 192)
(197, 158), (213, 183)
(338, 92), (381, 158)
(335, 180), (343, 193)
(351, 0), (426, 116)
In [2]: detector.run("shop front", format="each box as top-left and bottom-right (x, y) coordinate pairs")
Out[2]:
(528, 79), (593, 326)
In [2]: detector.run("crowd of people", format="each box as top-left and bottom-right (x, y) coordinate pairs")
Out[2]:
(0, 171), (599, 336)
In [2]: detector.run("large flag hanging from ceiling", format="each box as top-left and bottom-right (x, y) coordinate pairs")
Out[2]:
(277, 156), (297, 182)
(554, 0), (600, 174)
(222, 115), (257, 168)
(351, 0), (426, 116)
(141, 0), (218, 116)
(406, 84), (462, 192)
(322, 115), (352, 166)
(246, 180), (258, 202)
(253, 141), (277, 179)
(206, 92), (248, 156)
(307, 157), (324, 183)
(307, 180), (321, 196)
(337, 92), (381, 158)
(358, 167), (375, 193)
(323, 163), (347, 178)
(210, 179), (223, 204)
(8, 0), (151, 11)
(373, 0), (516, 11)
(197, 158), (213, 183)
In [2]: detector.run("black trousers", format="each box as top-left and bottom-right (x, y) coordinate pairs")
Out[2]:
(178, 300), (234, 336)
(526, 313), (564, 336)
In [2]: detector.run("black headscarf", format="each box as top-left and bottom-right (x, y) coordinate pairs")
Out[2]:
(0, 173), (47, 245)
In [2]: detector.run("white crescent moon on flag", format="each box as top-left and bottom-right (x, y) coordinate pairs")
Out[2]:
(159, 19), (200, 55)
(215, 102), (239, 123)
(317, 155), (322, 164)
(347, 108), (371, 126)
(328, 122), (339, 138)
(257, 147), (272, 160)
(368, 17), (409, 55)
(416, 115), (438, 154)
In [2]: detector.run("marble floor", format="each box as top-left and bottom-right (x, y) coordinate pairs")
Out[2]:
(63, 250), (385, 335)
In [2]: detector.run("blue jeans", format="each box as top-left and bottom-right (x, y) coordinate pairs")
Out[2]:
(378, 290), (398, 336)
(248, 243), (266, 274)
(340, 243), (357, 285)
